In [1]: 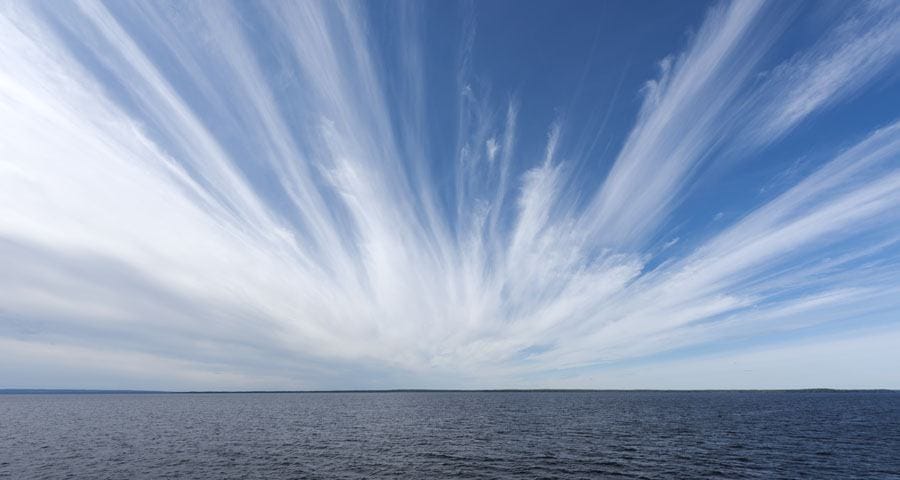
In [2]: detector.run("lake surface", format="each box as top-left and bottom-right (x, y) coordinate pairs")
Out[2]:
(1, 391), (899, 479)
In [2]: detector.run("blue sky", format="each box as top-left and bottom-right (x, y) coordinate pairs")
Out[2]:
(1, 0), (900, 390)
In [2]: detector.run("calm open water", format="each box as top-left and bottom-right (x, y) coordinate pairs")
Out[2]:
(1, 391), (899, 479)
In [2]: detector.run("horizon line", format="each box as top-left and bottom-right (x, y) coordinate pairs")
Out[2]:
(2, 388), (897, 395)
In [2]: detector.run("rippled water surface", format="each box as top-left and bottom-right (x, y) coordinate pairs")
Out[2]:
(1, 391), (899, 479)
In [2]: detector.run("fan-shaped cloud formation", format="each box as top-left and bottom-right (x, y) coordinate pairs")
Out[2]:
(1, 0), (899, 389)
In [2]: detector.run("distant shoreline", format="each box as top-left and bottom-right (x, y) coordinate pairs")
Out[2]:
(1, 388), (897, 395)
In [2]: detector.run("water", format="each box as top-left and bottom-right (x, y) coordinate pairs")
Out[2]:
(1, 391), (899, 479)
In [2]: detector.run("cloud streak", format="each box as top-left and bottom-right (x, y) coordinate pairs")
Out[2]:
(1, 0), (899, 388)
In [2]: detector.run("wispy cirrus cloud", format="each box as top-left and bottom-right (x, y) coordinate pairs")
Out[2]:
(1, 0), (899, 389)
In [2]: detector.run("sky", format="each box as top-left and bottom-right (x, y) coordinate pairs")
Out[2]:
(1, 0), (900, 390)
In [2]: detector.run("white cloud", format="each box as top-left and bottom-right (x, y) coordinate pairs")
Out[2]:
(1, 0), (899, 388)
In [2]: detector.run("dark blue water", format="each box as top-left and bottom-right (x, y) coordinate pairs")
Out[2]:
(1, 391), (899, 479)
